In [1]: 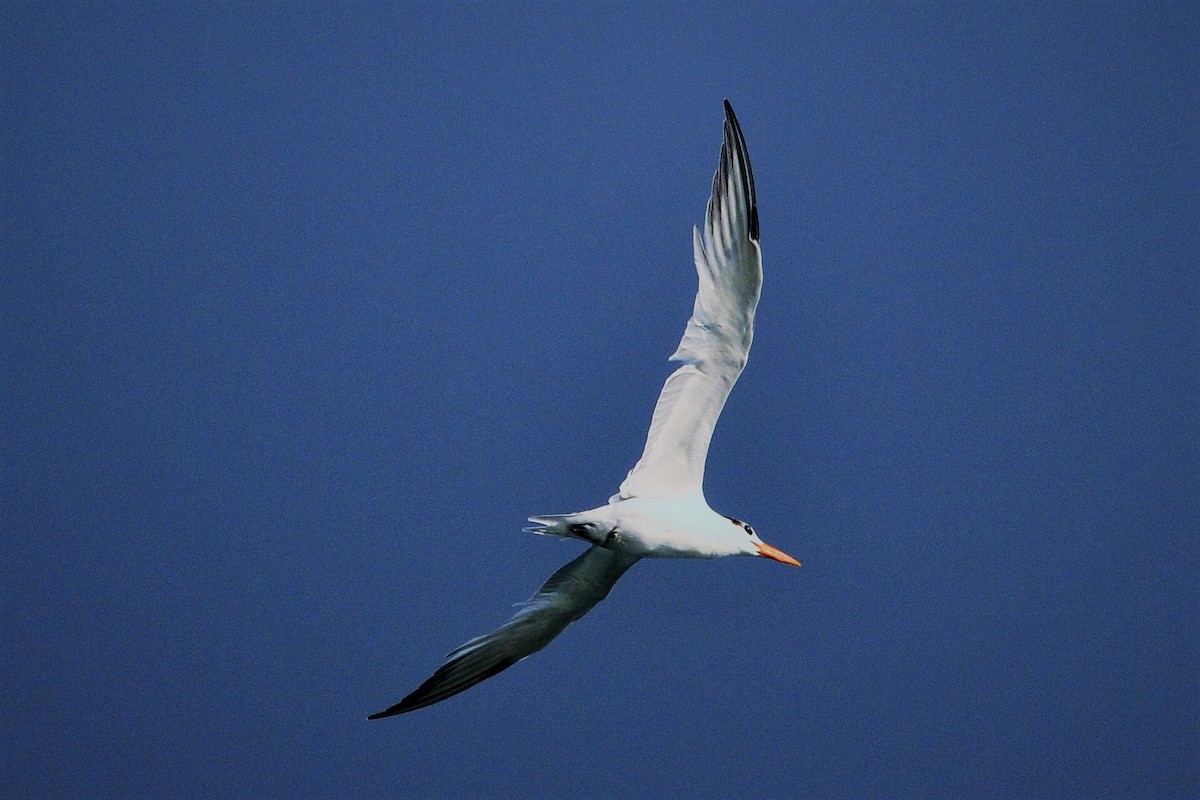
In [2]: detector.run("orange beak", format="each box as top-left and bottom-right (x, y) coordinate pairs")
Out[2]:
(755, 541), (801, 567)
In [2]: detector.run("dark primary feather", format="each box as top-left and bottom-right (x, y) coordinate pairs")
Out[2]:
(722, 99), (758, 241)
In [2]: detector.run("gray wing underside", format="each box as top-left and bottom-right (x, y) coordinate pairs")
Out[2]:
(613, 100), (762, 503)
(368, 545), (639, 717)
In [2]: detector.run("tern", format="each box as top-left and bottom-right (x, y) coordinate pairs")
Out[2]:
(370, 100), (799, 719)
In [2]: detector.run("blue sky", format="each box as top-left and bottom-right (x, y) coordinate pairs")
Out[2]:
(4, 3), (1197, 798)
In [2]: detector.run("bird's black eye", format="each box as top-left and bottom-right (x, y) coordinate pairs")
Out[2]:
(743, 524), (754, 536)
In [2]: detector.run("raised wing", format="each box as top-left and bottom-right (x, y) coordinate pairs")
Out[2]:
(613, 100), (762, 502)
(369, 546), (639, 717)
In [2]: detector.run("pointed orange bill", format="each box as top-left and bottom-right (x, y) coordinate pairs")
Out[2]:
(756, 541), (801, 567)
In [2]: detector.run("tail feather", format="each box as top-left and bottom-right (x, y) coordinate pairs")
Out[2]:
(523, 514), (610, 545)
(522, 514), (574, 536)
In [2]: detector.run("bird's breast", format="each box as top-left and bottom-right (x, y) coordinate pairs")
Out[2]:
(605, 496), (730, 559)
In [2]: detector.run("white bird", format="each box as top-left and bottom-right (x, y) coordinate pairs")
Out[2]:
(369, 100), (799, 719)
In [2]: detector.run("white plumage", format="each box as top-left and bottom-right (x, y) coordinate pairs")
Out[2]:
(370, 100), (798, 719)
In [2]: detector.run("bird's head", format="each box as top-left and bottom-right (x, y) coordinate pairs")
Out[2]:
(726, 517), (801, 566)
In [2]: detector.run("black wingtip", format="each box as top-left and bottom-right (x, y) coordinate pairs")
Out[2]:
(368, 690), (426, 718)
(720, 99), (759, 242)
(368, 695), (421, 719)
(367, 705), (404, 720)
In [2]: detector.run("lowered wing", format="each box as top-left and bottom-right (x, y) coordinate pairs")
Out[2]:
(369, 545), (639, 717)
(613, 100), (762, 502)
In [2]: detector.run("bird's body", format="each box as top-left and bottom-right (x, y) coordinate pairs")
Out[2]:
(370, 101), (798, 719)
(527, 494), (796, 561)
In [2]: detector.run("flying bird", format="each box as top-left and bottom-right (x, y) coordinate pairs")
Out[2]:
(370, 100), (798, 718)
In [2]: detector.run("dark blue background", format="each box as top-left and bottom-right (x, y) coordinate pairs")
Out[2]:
(5, 4), (1197, 798)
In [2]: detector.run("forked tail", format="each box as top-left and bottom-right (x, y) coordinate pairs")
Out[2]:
(523, 514), (612, 545)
